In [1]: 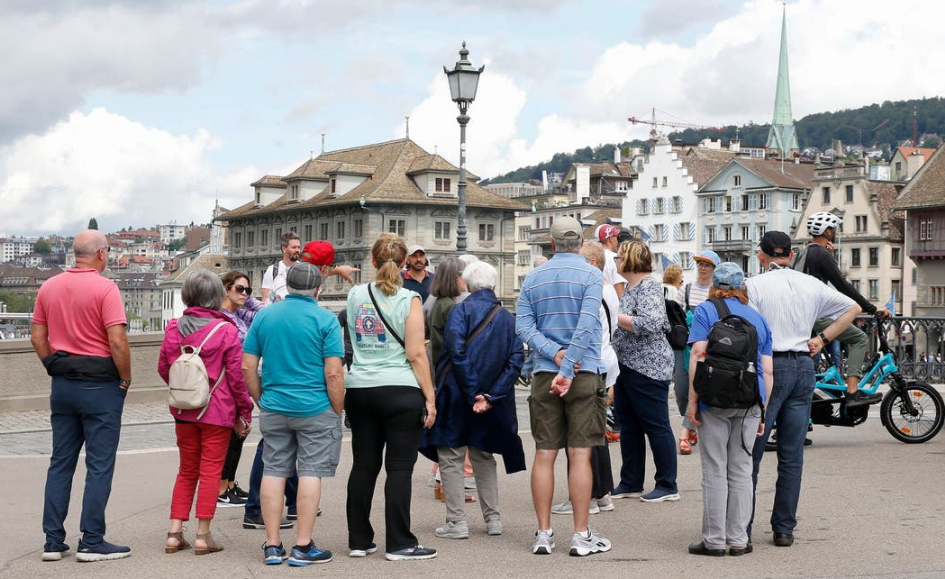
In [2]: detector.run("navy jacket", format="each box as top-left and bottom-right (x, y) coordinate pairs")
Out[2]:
(420, 289), (526, 474)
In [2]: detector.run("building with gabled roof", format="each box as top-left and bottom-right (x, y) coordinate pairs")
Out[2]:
(891, 144), (945, 316)
(218, 138), (526, 306)
(796, 161), (905, 313)
(622, 137), (727, 282)
(697, 157), (814, 276)
(159, 253), (228, 328)
(889, 146), (936, 182)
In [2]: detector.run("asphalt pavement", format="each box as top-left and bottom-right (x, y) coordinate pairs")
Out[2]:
(1, 388), (944, 579)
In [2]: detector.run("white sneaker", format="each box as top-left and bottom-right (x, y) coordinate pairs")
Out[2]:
(434, 520), (469, 539)
(348, 543), (377, 557)
(569, 529), (612, 557)
(551, 500), (600, 515)
(486, 518), (503, 536)
(533, 529), (554, 555)
(596, 495), (615, 512)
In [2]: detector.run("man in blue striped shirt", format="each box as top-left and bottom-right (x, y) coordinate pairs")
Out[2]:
(516, 216), (610, 557)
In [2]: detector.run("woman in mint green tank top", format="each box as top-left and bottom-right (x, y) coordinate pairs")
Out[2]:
(344, 233), (438, 560)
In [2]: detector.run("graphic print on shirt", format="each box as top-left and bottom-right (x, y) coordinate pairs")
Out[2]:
(354, 302), (388, 347)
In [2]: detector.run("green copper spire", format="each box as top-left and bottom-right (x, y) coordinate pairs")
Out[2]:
(766, 2), (799, 156)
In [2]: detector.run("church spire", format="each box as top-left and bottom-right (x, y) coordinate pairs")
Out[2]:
(766, 2), (799, 157)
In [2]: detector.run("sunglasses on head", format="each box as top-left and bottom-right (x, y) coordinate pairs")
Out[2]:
(234, 284), (252, 295)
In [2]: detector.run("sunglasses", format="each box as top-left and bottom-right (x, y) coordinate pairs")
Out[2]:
(233, 284), (252, 295)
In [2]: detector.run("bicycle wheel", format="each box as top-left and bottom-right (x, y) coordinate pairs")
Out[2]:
(881, 382), (945, 443)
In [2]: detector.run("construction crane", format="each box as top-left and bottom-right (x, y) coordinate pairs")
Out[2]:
(628, 108), (725, 140)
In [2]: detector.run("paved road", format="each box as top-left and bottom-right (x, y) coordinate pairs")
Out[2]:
(1, 389), (944, 579)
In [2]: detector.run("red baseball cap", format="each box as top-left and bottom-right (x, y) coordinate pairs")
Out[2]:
(596, 224), (619, 242)
(302, 241), (335, 266)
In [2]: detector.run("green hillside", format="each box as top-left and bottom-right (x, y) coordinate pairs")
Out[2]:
(483, 97), (944, 185)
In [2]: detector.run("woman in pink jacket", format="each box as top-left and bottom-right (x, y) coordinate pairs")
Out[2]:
(159, 269), (254, 555)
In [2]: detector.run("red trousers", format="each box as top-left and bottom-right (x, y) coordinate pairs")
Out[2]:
(170, 422), (231, 521)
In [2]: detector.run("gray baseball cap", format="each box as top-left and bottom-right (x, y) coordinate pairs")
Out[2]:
(285, 262), (322, 291)
(550, 216), (583, 240)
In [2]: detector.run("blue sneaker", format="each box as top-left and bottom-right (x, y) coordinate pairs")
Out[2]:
(262, 542), (288, 565)
(640, 488), (681, 503)
(42, 543), (70, 562)
(288, 541), (332, 566)
(75, 540), (131, 562)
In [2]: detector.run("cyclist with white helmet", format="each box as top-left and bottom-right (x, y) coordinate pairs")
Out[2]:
(801, 212), (888, 408)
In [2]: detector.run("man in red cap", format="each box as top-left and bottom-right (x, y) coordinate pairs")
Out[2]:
(301, 241), (359, 285)
(594, 224), (626, 299)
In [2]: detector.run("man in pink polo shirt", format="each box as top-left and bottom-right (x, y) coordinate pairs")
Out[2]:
(31, 229), (133, 563)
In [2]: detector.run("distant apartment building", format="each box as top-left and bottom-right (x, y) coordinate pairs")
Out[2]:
(795, 161), (904, 313)
(0, 237), (38, 264)
(109, 272), (163, 332)
(159, 223), (187, 244)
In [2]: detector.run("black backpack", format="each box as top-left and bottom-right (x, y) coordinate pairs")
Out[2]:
(692, 298), (761, 409)
(664, 287), (689, 350)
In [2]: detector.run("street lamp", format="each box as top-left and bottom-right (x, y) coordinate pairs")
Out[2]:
(444, 41), (484, 255)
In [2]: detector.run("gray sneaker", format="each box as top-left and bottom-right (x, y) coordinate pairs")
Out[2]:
(486, 518), (503, 536)
(569, 530), (612, 557)
(434, 520), (469, 539)
(533, 529), (554, 555)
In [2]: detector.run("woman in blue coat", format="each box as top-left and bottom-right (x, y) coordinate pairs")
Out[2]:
(420, 261), (526, 540)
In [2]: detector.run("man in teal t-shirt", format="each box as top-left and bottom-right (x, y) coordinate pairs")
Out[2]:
(242, 262), (345, 565)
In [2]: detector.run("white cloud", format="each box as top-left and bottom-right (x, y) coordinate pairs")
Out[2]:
(0, 109), (250, 235)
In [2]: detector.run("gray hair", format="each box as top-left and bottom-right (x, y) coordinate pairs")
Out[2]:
(458, 254), (479, 267)
(553, 236), (583, 254)
(462, 261), (497, 293)
(431, 257), (465, 299)
(181, 269), (224, 309)
(532, 256), (548, 268)
(286, 285), (317, 297)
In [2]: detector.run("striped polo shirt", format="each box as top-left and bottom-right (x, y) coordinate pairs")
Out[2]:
(516, 252), (604, 379)
(746, 265), (856, 353)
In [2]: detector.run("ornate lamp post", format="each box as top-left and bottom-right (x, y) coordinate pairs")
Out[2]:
(444, 42), (484, 255)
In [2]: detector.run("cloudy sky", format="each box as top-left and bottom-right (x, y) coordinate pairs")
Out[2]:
(1, 0), (943, 236)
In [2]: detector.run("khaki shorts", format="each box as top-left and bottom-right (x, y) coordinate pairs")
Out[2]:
(529, 372), (606, 449)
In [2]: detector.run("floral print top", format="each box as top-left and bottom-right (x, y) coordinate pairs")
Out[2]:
(611, 276), (673, 381)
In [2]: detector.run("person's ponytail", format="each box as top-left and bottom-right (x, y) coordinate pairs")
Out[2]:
(372, 233), (407, 296)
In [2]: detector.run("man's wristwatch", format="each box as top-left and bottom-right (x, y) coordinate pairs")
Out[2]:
(818, 332), (830, 346)
(119, 379), (132, 389)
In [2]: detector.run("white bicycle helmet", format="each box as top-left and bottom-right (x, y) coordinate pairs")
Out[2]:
(807, 212), (842, 236)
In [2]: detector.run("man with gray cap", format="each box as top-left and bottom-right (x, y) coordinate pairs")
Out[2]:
(516, 216), (610, 557)
(242, 262), (345, 566)
(746, 231), (860, 548)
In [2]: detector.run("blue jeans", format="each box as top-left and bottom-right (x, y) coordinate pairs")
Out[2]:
(43, 377), (126, 548)
(244, 438), (298, 518)
(613, 365), (678, 493)
(751, 355), (815, 536)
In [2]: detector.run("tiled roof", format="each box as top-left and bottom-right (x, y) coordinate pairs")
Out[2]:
(406, 154), (479, 180)
(867, 180), (905, 241)
(682, 147), (740, 162)
(892, 145), (945, 210)
(893, 147), (936, 162)
(327, 163), (377, 176)
(250, 175), (287, 188)
(161, 254), (229, 285)
(733, 158), (814, 189)
(219, 139), (525, 220)
(680, 157), (727, 188)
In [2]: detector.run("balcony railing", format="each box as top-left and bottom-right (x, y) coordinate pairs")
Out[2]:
(711, 239), (754, 253)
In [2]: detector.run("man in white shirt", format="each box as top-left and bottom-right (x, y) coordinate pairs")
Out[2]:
(595, 225), (626, 300)
(747, 231), (860, 548)
(262, 233), (302, 304)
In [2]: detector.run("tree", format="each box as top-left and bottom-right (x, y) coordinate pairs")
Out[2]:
(34, 238), (51, 254)
(922, 134), (942, 149)
(88, 217), (98, 230)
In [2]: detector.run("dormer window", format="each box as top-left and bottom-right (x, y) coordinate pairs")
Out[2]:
(255, 189), (261, 206)
(331, 179), (337, 194)
(290, 185), (299, 201)
(436, 178), (452, 193)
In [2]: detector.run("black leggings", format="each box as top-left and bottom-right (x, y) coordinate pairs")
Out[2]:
(345, 386), (425, 552)
(220, 431), (245, 482)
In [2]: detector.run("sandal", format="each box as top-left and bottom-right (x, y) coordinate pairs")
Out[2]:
(165, 531), (191, 554)
(464, 493), (477, 503)
(688, 430), (698, 446)
(194, 531), (224, 555)
(434, 481), (445, 501)
(679, 438), (692, 455)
